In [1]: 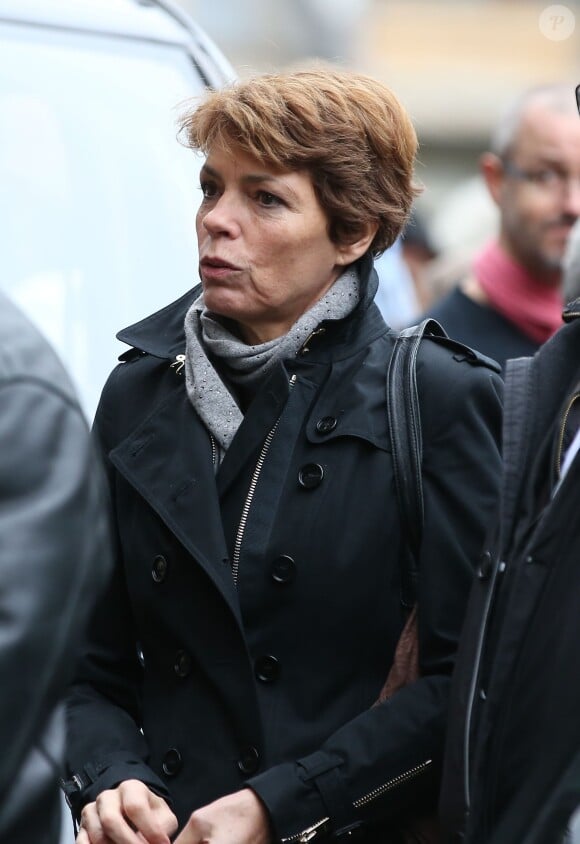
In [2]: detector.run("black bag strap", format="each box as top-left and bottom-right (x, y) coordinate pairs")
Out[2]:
(499, 355), (535, 552)
(387, 318), (447, 607)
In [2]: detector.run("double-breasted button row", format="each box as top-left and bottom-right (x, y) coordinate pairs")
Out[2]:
(162, 746), (260, 777)
(255, 655), (279, 683)
(477, 550), (493, 581)
(315, 416), (337, 434)
(152, 555), (168, 582)
(237, 746), (260, 775)
(271, 554), (296, 585)
(298, 463), (324, 489)
(162, 747), (182, 776)
(174, 650), (192, 679)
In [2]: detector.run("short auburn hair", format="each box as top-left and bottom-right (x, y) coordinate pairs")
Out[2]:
(178, 67), (420, 255)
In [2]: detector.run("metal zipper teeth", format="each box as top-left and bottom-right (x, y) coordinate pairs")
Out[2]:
(281, 760), (433, 843)
(353, 758), (433, 807)
(210, 433), (217, 468)
(281, 816), (330, 843)
(555, 391), (580, 478)
(231, 374), (297, 586)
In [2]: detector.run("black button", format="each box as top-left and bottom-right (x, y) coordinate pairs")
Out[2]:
(477, 550), (493, 581)
(298, 463), (324, 489)
(271, 555), (296, 585)
(255, 655), (280, 683)
(174, 650), (192, 679)
(316, 416), (337, 434)
(237, 746), (260, 775)
(162, 747), (182, 776)
(152, 555), (168, 583)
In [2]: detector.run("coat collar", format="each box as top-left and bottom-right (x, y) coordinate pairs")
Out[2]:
(115, 252), (383, 361)
(563, 296), (580, 323)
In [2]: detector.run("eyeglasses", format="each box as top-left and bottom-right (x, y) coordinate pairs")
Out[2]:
(502, 159), (580, 195)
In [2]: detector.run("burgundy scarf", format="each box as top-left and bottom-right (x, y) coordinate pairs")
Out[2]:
(473, 241), (563, 344)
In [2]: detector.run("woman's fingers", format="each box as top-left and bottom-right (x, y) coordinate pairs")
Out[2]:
(76, 780), (176, 844)
(174, 788), (271, 844)
(118, 780), (178, 843)
(78, 800), (114, 843)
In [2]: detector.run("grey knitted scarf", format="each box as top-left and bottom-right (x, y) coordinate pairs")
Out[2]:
(185, 267), (359, 458)
(183, 266), (360, 459)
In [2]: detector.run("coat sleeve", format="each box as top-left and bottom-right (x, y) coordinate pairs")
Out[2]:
(246, 353), (503, 842)
(0, 376), (112, 801)
(63, 365), (172, 818)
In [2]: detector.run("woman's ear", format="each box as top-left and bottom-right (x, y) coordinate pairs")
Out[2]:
(336, 222), (379, 265)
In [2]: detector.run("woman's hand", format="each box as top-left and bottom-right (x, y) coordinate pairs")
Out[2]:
(174, 788), (271, 844)
(76, 779), (178, 844)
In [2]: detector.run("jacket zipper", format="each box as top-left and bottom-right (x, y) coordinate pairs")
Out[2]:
(281, 816), (330, 844)
(461, 558), (505, 814)
(554, 391), (580, 478)
(300, 327), (326, 354)
(280, 759), (432, 843)
(231, 374), (297, 586)
(353, 758), (432, 807)
(209, 433), (217, 468)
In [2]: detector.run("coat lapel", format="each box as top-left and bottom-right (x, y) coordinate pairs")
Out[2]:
(109, 387), (242, 626)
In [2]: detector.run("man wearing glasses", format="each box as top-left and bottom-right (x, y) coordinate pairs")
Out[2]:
(439, 85), (580, 844)
(426, 84), (580, 370)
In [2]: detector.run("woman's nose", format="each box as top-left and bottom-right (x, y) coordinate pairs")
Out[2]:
(201, 194), (240, 237)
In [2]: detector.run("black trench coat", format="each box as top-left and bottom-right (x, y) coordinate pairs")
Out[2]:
(65, 253), (502, 842)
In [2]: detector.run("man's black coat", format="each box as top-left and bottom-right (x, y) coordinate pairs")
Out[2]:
(441, 299), (580, 844)
(0, 292), (111, 843)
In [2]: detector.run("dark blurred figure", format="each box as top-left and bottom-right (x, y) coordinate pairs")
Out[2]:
(373, 210), (438, 329)
(401, 208), (438, 311)
(440, 154), (580, 842)
(0, 291), (110, 843)
(424, 84), (580, 371)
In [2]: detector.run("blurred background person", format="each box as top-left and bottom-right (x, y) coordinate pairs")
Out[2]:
(374, 209), (439, 330)
(0, 291), (110, 844)
(400, 208), (439, 313)
(424, 84), (580, 370)
(373, 236), (420, 328)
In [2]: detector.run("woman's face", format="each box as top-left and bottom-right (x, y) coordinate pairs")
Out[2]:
(196, 143), (369, 344)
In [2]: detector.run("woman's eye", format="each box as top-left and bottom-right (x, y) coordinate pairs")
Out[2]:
(200, 181), (218, 199)
(256, 190), (282, 207)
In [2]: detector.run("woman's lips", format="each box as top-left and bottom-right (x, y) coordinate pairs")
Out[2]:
(201, 257), (240, 269)
(200, 257), (241, 279)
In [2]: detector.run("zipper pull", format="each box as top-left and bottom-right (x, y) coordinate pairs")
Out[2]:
(170, 354), (186, 375)
(300, 327), (326, 354)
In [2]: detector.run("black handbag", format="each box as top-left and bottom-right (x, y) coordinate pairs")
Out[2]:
(377, 319), (447, 843)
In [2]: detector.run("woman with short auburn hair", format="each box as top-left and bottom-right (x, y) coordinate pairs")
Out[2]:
(65, 67), (502, 844)
(179, 68), (419, 254)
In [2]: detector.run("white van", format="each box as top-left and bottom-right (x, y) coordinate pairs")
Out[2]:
(0, 0), (234, 417)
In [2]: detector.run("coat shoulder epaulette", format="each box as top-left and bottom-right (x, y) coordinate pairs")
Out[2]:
(424, 333), (501, 374)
